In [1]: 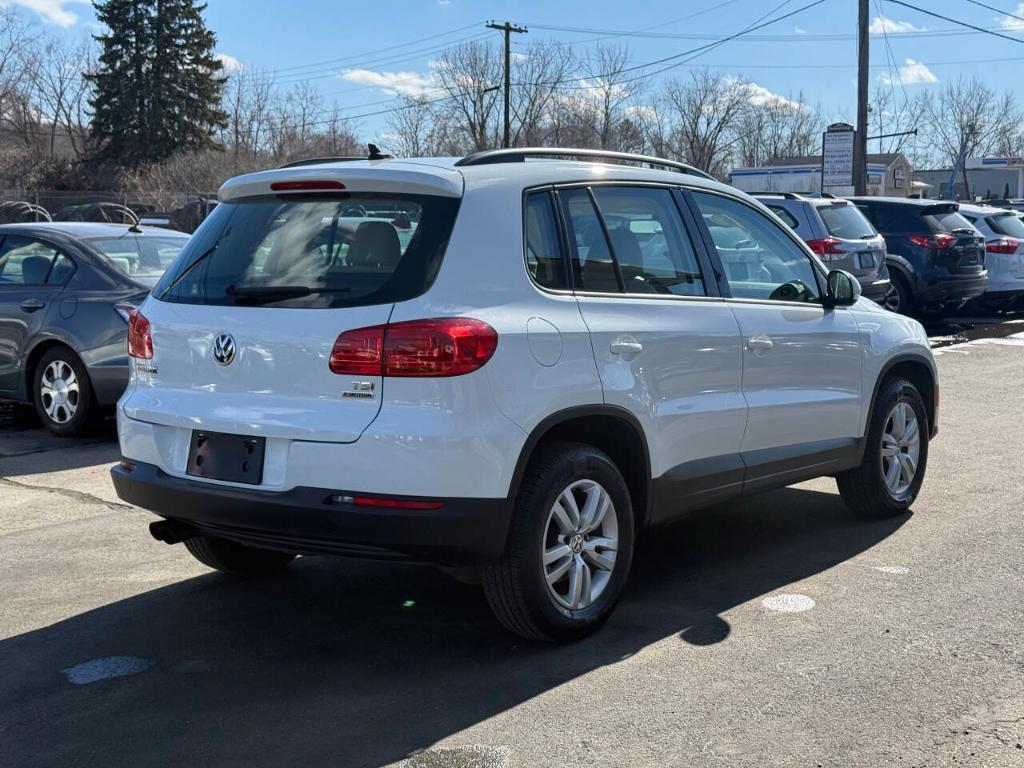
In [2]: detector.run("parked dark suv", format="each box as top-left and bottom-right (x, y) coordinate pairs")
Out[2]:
(848, 197), (988, 315)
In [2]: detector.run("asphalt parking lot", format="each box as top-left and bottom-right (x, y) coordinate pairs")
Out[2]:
(1, 318), (1022, 767)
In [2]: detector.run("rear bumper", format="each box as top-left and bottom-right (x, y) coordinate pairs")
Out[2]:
(111, 461), (513, 564)
(915, 273), (988, 305)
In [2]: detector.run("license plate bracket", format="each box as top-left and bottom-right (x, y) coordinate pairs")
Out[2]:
(186, 430), (266, 485)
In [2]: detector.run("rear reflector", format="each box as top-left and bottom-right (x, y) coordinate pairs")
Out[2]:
(127, 308), (153, 359)
(270, 180), (346, 192)
(330, 318), (498, 377)
(332, 494), (444, 510)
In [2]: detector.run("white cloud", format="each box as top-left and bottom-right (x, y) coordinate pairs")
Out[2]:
(215, 52), (243, 73)
(869, 15), (925, 34)
(728, 79), (802, 109)
(793, 26), (807, 34)
(341, 68), (438, 97)
(1, 0), (89, 27)
(437, 0), (451, 5)
(997, 2), (1024, 31)
(879, 58), (937, 85)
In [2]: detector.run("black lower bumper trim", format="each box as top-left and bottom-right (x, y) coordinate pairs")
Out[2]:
(111, 461), (513, 564)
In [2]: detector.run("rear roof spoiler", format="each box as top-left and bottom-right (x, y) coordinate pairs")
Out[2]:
(922, 202), (959, 215)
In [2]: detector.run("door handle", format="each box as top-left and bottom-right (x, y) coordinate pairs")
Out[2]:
(746, 334), (774, 352)
(610, 338), (644, 357)
(20, 299), (46, 312)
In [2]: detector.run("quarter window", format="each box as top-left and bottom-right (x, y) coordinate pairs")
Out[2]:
(692, 191), (821, 303)
(524, 190), (567, 290)
(766, 204), (800, 230)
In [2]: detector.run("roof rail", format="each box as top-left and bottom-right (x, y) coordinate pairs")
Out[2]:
(748, 191), (806, 200)
(454, 147), (716, 180)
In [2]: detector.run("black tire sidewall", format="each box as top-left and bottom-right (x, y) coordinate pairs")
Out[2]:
(867, 379), (929, 510)
(33, 347), (94, 437)
(516, 445), (635, 639)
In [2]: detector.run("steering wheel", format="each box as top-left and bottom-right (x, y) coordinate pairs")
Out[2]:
(768, 280), (813, 302)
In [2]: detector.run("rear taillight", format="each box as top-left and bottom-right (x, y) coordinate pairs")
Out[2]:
(329, 318), (498, 377)
(986, 237), (1021, 254)
(909, 234), (954, 249)
(127, 308), (153, 359)
(805, 237), (845, 259)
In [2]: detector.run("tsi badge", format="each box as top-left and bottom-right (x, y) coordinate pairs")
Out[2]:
(343, 381), (375, 399)
(212, 333), (236, 366)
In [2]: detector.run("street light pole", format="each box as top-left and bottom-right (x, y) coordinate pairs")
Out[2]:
(486, 20), (527, 149)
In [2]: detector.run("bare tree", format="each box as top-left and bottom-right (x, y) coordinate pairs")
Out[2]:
(734, 90), (823, 168)
(29, 38), (94, 160)
(432, 41), (502, 153)
(508, 41), (573, 147)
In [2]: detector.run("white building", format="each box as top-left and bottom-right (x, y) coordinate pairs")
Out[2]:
(729, 153), (913, 197)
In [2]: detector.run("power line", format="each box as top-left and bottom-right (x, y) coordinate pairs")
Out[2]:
(962, 0), (1024, 25)
(524, 22), (998, 41)
(884, 0), (1024, 44)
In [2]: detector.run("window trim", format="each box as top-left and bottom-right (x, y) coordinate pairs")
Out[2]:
(547, 181), (718, 301)
(682, 186), (829, 307)
(0, 235), (75, 288)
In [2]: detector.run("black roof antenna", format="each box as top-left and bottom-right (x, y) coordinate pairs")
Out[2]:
(368, 143), (394, 160)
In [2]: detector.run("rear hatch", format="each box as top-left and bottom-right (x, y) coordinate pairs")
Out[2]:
(985, 210), (1024, 281)
(814, 201), (885, 279)
(128, 167), (462, 443)
(922, 204), (985, 274)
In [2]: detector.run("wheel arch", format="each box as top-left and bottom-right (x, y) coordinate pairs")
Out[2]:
(863, 354), (938, 457)
(508, 405), (653, 529)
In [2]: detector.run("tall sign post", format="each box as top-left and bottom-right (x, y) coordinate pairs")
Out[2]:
(822, 123), (856, 194)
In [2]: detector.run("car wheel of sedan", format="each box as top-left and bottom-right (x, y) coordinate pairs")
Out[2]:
(837, 377), (929, 518)
(482, 442), (635, 641)
(32, 346), (96, 437)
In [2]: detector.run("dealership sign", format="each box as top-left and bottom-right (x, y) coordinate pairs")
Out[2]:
(822, 123), (855, 187)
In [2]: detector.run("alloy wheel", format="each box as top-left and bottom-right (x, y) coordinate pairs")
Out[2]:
(883, 284), (901, 313)
(880, 401), (920, 497)
(542, 479), (619, 611)
(39, 359), (80, 425)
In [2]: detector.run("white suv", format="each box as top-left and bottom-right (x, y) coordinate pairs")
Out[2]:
(111, 148), (938, 641)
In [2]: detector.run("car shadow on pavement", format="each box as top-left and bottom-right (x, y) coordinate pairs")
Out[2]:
(0, 486), (907, 767)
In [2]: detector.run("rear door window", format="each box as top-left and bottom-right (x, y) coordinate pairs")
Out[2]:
(817, 203), (877, 239)
(765, 204), (800, 230)
(0, 237), (60, 286)
(154, 193), (460, 308)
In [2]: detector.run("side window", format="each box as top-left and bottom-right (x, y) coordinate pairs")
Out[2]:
(766, 204), (800, 230)
(0, 237), (59, 286)
(591, 186), (707, 297)
(524, 190), (567, 290)
(559, 188), (622, 293)
(692, 191), (821, 303)
(47, 253), (75, 285)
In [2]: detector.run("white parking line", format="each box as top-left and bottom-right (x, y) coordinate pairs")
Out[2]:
(61, 656), (155, 685)
(762, 594), (815, 613)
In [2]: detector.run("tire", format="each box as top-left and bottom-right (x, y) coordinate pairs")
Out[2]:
(184, 535), (295, 575)
(837, 377), (929, 518)
(32, 346), (97, 437)
(482, 442), (635, 641)
(882, 272), (913, 315)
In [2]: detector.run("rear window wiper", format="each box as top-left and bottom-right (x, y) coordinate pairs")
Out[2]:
(225, 284), (352, 305)
(158, 227), (230, 300)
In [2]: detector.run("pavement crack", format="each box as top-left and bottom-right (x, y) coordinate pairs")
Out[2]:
(0, 475), (131, 512)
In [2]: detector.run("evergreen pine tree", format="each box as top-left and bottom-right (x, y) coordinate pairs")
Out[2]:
(87, 0), (227, 167)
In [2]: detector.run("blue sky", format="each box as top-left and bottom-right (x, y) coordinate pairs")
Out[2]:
(8, 0), (1024, 138)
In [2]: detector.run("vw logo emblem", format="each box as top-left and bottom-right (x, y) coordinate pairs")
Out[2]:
(212, 333), (236, 366)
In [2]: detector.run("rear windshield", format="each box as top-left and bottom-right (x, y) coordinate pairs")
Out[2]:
(816, 203), (877, 239)
(988, 212), (1024, 238)
(924, 210), (975, 234)
(154, 193), (460, 308)
(88, 235), (188, 282)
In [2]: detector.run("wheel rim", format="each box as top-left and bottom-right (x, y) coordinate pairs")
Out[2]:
(40, 359), (80, 424)
(883, 284), (900, 312)
(880, 401), (920, 497)
(542, 479), (619, 611)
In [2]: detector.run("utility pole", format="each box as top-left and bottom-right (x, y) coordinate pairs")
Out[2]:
(486, 20), (527, 148)
(854, 0), (869, 195)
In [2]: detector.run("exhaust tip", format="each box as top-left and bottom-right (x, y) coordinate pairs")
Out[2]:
(149, 520), (196, 545)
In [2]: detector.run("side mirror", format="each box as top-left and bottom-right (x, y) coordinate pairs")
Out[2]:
(825, 269), (861, 308)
